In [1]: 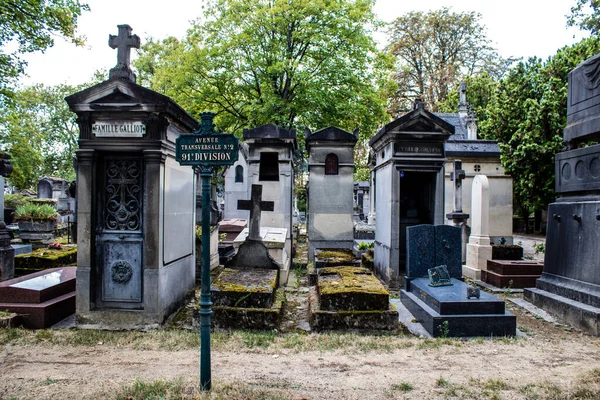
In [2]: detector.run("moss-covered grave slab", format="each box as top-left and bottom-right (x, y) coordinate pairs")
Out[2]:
(317, 266), (389, 311)
(14, 245), (77, 276)
(211, 287), (286, 330)
(309, 288), (399, 331)
(211, 268), (278, 308)
(314, 249), (359, 268)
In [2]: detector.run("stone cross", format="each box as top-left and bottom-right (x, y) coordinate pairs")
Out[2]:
(450, 159), (466, 213)
(237, 185), (274, 241)
(459, 81), (467, 105)
(108, 25), (140, 82)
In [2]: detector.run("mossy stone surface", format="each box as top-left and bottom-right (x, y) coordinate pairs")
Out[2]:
(308, 288), (399, 331)
(317, 266), (389, 311)
(314, 248), (359, 268)
(14, 246), (77, 276)
(211, 268), (278, 308)
(210, 288), (286, 330)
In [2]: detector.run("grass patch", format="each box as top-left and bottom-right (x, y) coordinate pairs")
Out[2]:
(417, 338), (460, 350)
(0, 326), (418, 355)
(436, 377), (450, 387)
(112, 378), (293, 400)
(391, 382), (413, 392)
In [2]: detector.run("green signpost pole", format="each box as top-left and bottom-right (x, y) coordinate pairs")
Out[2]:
(199, 166), (213, 391)
(175, 112), (239, 393)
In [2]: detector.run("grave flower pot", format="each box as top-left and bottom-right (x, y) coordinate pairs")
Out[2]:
(14, 203), (58, 244)
(17, 220), (57, 233)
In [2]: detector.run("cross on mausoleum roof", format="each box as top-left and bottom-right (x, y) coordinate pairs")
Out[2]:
(108, 24), (140, 82)
(238, 185), (274, 241)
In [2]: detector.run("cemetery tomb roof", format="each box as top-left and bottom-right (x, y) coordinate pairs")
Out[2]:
(306, 126), (358, 146)
(65, 79), (198, 133)
(243, 124), (296, 140)
(435, 113), (468, 139)
(369, 106), (454, 147)
(444, 140), (500, 157)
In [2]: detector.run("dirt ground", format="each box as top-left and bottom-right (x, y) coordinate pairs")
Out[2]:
(1, 289), (599, 400)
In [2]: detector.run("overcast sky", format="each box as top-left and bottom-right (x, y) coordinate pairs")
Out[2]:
(18, 0), (585, 87)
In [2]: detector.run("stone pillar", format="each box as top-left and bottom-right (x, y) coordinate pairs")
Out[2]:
(0, 222), (14, 281)
(0, 176), (4, 223)
(464, 175), (492, 280)
(0, 153), (14, 281)
(367, 169), (376, 225)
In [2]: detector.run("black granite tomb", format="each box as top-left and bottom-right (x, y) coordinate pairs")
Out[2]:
(401, 224), (516, 337)
(524, 53), (600, 335)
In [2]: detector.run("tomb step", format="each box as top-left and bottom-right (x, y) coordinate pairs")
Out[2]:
(207, 288), (286, 330)
(486, 259), (544, 276)
(211, 268), (278, 308)
(481, 270), (540, 289)
(0, 291), (76, 329)
(407, 278), (506, 315)
(400, 289), (516, 338)
(317, 266), (389, 311)
(308, 288), (399, 331)
(524, 287), (600, 336)
(0, 267), (76, 304)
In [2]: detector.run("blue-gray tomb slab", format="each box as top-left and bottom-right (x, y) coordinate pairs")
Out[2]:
(401, 278), (516, 337)
(404, 224), (515, 337)
(406, 224), (461, 279)
(435, 225), (462, 278)
(406, 225), (435, 279)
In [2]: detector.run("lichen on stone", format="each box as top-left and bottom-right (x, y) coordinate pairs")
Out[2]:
(318, 266), (389, 296)
(315, 249), (355, 264)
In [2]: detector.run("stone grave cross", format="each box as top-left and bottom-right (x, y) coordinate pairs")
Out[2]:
(108, 24), (140, 81)
(450, 159), (466, 214)
(237, 184), (274, 241)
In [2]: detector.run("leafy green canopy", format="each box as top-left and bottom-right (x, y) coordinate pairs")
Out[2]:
(567, 0), (600, 35)
(481, 37), (600, 221)
(0, 0), (89, 99)
(386, 7), (513, 115)
(134, 0), (391, 147)
(0, 84), (84, 189)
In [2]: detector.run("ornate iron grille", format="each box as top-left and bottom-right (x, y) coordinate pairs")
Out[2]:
(104, 159), (142, 230)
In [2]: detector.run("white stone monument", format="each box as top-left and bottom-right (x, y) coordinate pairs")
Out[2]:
(464, 174), (492, 280)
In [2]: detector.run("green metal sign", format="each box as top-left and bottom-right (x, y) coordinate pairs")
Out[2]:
(175, 133), (238, 166)
(176, 112), (238, 167)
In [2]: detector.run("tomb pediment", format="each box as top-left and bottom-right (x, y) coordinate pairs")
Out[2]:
(370, 107), (454, 149)
(65, 78), (197, 140)
(65, 79), (194, 125)
(243, 124), (296, 140)
(306, 126), (358, 144)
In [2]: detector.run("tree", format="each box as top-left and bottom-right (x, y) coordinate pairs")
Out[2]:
(386, 7), (514, 115)
(567, 0), (600, 35)
(0, 83), (83, 189)
(134, 0), (391, 149)
(481, 37), (600, 231)
(0, 0), (89, 99)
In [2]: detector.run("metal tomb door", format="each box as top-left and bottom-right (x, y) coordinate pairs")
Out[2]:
(96, 157), (144, 308)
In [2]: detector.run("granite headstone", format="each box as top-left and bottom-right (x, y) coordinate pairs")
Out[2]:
(406, 224), (461, 279)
